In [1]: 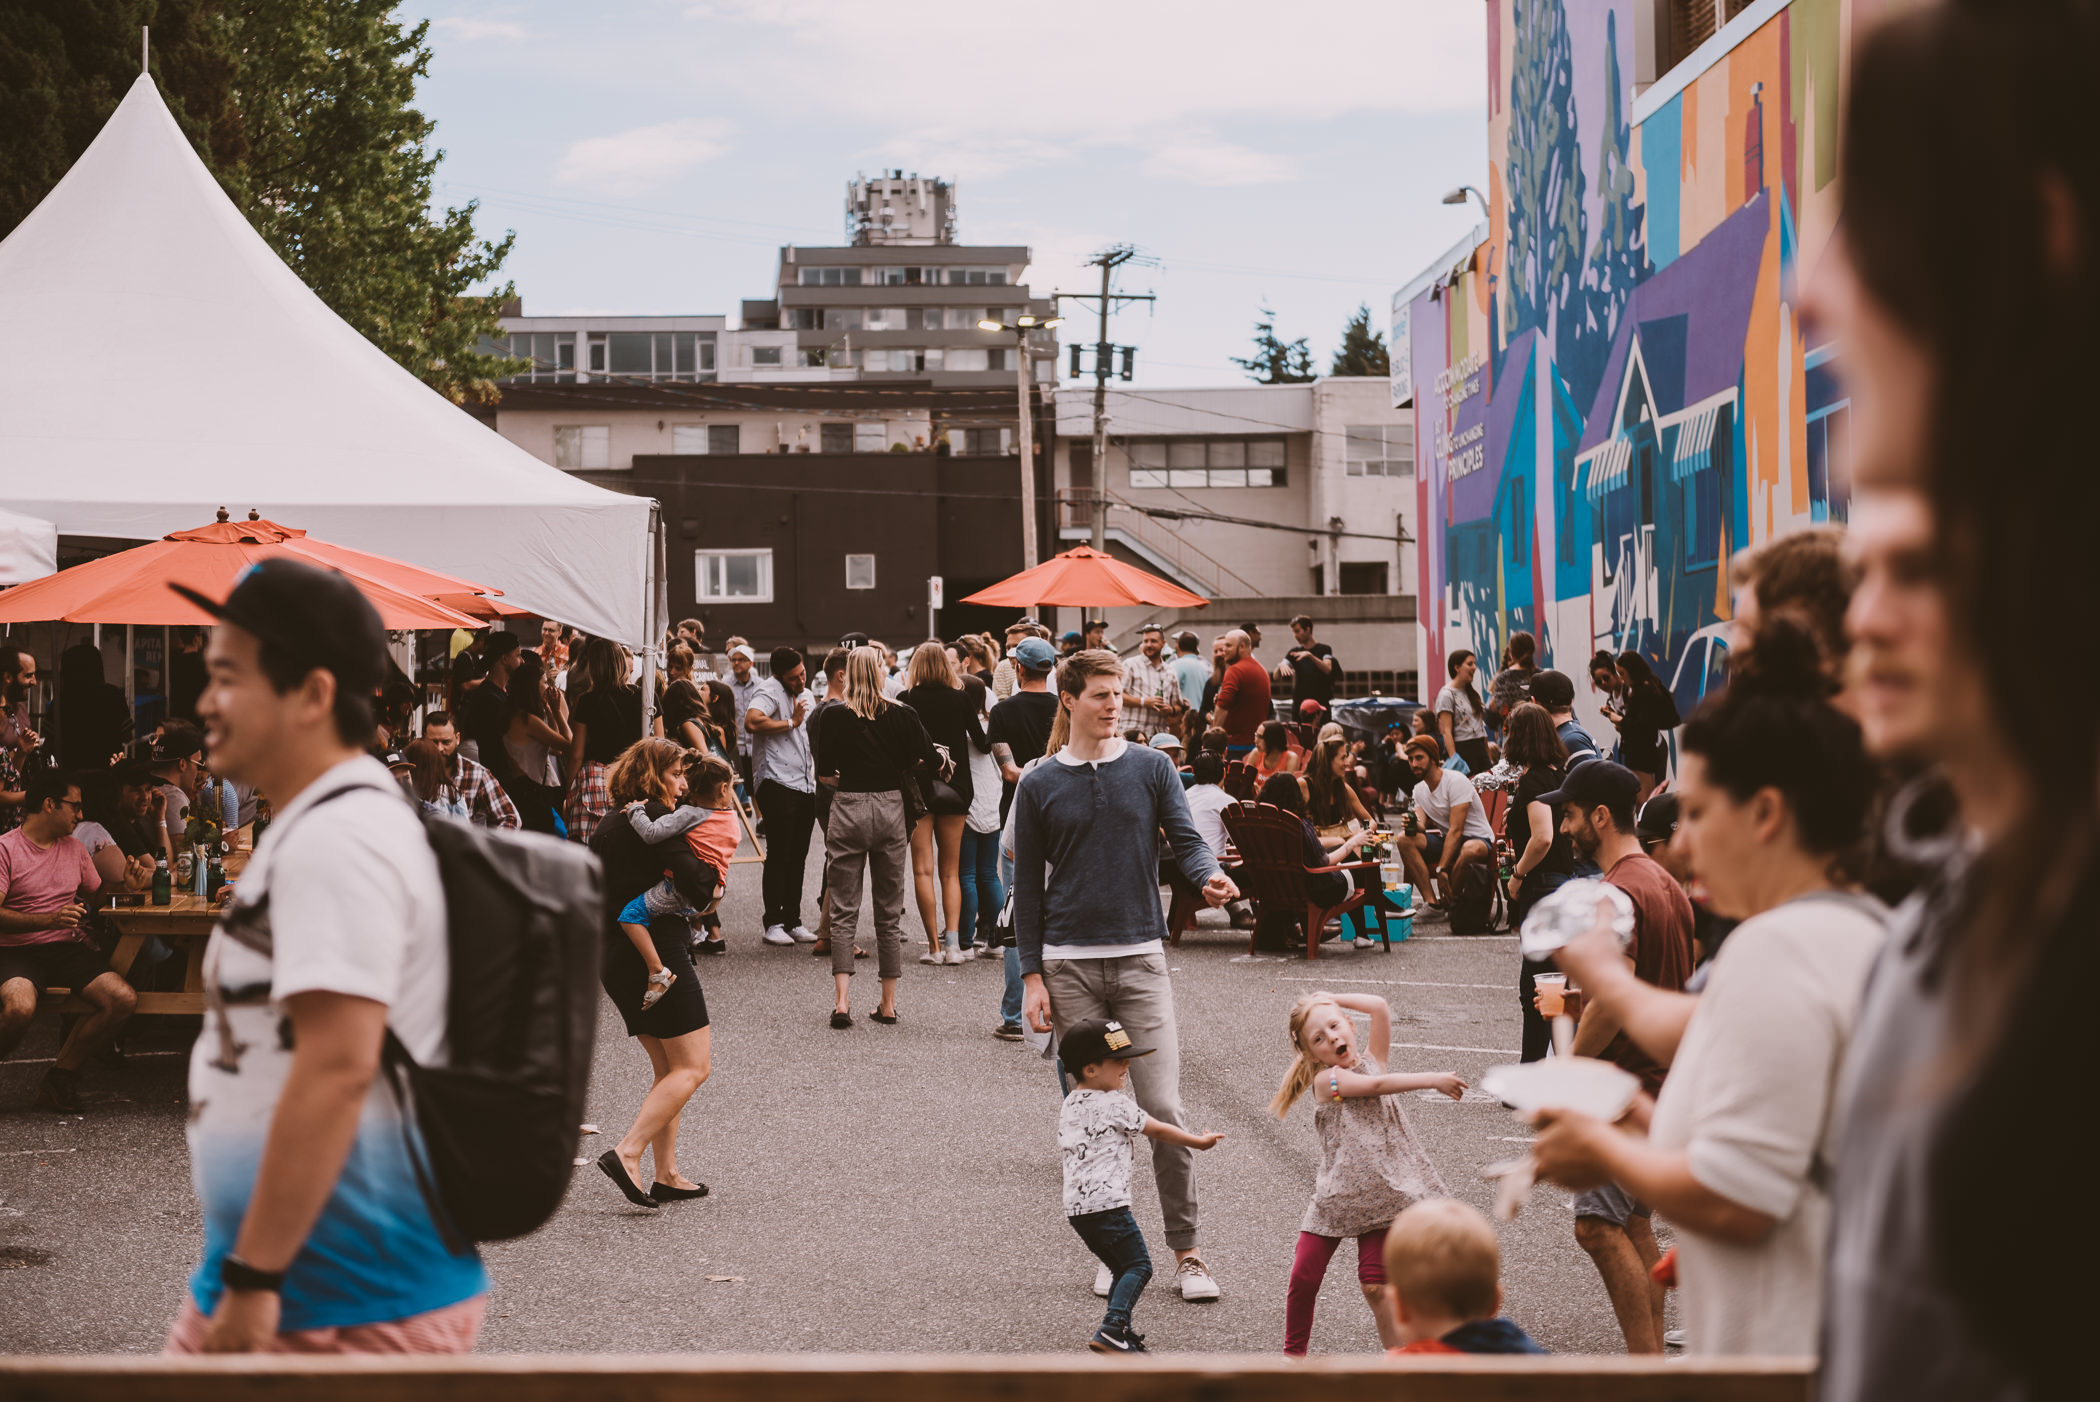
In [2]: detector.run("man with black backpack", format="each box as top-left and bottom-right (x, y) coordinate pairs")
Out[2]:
(167, 560), (489, 1353)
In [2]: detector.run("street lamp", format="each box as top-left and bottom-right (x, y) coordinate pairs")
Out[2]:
(1441, 184), (1489, 220)
(979, 315), (1064, 573)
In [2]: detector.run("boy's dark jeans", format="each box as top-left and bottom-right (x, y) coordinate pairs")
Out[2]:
(1069, 1206), (1153, 1330)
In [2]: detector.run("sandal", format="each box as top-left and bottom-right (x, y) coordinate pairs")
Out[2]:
(869, 1008), (899, 1025)
(830, 1010), (853, 1029)
(641, 967), (676, 1010)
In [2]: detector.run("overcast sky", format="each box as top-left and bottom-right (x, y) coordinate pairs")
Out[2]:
(399, 0), (1489, 387)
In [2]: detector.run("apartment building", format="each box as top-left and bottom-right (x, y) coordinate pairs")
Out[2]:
(1054, 379), (1418, 689)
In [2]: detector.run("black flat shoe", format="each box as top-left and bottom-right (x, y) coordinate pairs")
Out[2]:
(830, 1010), (853, 1029)
(597, 1150), (659, 1208)
(869, 1008), (899, 1025)
(649, 1180), (709, 1203)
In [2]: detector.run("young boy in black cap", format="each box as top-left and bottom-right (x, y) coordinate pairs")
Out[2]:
(1058, 1017), (1225, 1354)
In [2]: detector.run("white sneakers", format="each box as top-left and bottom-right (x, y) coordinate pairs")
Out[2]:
(1175, 1256), (1220, 1301)
(761, 925), (794, 946)
(1353, 935), (1378, 950)
(788, 925), (816, 943)
(1094, 1257), (1221, 1301)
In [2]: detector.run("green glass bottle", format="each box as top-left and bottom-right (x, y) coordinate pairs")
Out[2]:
(151, 856), (171, 907)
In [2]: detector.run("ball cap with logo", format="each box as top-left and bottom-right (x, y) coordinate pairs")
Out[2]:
(169, 557), (388, 700)
(1059, 1017), (1156, 1073)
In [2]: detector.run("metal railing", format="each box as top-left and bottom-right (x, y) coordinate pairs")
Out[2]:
(1054, 489), (1263, 598)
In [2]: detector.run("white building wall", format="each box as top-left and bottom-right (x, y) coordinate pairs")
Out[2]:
(496, 408), (936, 471)
(1308, 377), (1415, 595)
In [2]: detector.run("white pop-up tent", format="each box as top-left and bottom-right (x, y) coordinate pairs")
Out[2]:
(0, 75), (659, 645)
(0, 508), (58, 586)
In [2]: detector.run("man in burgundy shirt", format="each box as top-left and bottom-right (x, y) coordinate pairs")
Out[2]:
(1540, 759), (1692, 1355)
(0, 768), (135, 1111)
(1211, 630), (1271, 757)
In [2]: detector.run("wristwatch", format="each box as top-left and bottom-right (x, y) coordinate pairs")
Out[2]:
(220, 1254), (286, 1293)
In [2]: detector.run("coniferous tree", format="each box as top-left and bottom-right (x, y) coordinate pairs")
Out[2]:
(0, 0), (517, 404)
(1230, 306), (1315, 384)
(1329, 303), (1390, 377)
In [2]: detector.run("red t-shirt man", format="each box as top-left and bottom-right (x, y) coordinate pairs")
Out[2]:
(1213, 653), (1272, 749)
(1601, 849), (1695, 1095)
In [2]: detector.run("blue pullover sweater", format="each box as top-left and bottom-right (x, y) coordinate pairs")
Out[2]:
(1012, 742), (1221, 975)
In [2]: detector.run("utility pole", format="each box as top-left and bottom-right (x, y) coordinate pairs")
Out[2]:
(1055, 247), (1153, 553)
(1014, 335), (1037, 571)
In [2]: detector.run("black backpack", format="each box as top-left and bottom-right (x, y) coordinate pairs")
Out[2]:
(291, 787), (603, 1250)
(1448, 858), (1503, 936)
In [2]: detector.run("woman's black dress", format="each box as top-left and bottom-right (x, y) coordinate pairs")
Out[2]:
(589, 801), (720, 1038)
(1617, 684), (1680, 774)
(900, 680), (989, 808)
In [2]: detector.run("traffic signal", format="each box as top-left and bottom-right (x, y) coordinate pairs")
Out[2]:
(1120, 347), (1135, 381)
(1069, 343), (1083, 379)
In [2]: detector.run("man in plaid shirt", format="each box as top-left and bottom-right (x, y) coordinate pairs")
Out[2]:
(422, 712), (521, 830)
(1121, 626), (1185, 740)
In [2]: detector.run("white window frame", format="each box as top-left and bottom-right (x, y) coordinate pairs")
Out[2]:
(750, 345), (783, 367)
(845, 553), (877, 590)
(854, 423), (888, 453)
(554, 424), (610, 470)
(695, 548), (774, 603)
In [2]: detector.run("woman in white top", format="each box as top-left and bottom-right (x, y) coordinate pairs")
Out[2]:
(1528, 623), (1885, 1355)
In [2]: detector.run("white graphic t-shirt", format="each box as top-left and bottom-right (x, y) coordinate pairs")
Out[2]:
(1059, 1086), (1149, 1216)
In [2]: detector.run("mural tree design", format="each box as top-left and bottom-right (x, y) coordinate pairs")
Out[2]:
(1571, 11), (1647, 416)
(1503, 0), (1587, 356)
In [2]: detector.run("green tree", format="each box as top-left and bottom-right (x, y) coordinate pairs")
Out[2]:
(0, 0), (517, 404)
(1230, 306), (1315, 384)
(1328, 303), (1390, 377)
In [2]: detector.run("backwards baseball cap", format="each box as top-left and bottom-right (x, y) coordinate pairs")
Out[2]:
(1059, 1018), (1155, 1072)
(1006, 616), (1042, 634)
(1012, 636), (1058, 672)
(1061, 630), (1083, 645)
(729, 644), (757, 661)
(1636, 791), (1680, 846)
(1537, 759), (1642, 817)
(171, 558), (387, 699)
(1529, 669), (1575, 710)
(151, 721), (206, 764)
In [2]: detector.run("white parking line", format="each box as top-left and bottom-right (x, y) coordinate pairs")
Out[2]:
(1391, 1041), (1522, 1055)
(1274, 974), (1510, 991)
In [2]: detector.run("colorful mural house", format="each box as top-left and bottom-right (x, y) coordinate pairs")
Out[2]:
(1393, 0), (1858, 755)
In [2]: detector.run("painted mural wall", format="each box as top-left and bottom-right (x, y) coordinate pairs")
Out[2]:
(1398, 0), (1861, 753)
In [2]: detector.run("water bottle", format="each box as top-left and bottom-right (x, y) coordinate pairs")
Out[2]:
(151, 857), (171, 907)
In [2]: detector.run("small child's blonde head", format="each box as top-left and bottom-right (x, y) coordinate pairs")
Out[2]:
(1270, 993), (1343, 1118)
(1383, 1198), (1502, 1323)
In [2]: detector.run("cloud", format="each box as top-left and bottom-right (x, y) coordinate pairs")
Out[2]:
(556, 120), (733, 192)
(1141, 137), (1291, 187)
(430, 16), (527, 41)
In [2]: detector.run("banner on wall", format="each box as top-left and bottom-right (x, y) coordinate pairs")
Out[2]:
(1388, 294), (1412, 408)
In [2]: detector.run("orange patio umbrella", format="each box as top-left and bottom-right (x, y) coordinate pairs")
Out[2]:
(960, 546), (1208, 610)
(0, 515), (491, 630)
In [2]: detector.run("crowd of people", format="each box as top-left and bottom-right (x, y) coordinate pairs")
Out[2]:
(0, 5), (2085, 1380)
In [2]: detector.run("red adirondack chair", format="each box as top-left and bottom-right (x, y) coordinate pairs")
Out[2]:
(1222, 759), (1258, 800)
(1221, 802), (1379, 961)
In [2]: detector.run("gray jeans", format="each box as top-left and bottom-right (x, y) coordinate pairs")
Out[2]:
(824, 789), (910, 979)
(1043, 950), (1198, 1250)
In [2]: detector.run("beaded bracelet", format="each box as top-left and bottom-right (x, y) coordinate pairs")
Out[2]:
(1328, 1070), (1343, 1103)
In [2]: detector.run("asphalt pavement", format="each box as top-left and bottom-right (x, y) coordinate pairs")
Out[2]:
(0, 838), (1673, 1356)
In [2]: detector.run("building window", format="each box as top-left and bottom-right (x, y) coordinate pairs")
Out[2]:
(1344, 424), (1414, 476)
(553, 425), (610, 470)
(845, 554), (877, 590)
(986, 348), (1010, 372)
(1126, 438), (1287, 488)
(799, 267), (863, 286)
(864, 308), (907, 330)
(750, 345), (783, 367)
(709, 424), (741, 455)
(820, 423), (854, 453)
(696, 549), (773, 602)
(800, 347), (828, 368)
(494, 332), (576, 383)
(960, 427), (1011, 456)
(1338, 562), (1389, 595)
(945, 268), (1007, 285)
(787, 308), (821, 330)
(854, 423), (887, 453)
(946, 348), (990, 373)
(672, 424), (707, 454)
(878, 267), (935, 285)
(559, 331), (712, 381)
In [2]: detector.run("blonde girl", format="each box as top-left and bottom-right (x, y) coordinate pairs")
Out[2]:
(1273, 991), (1465, 1355)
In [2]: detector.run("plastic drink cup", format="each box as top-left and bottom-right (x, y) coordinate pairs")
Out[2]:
(1534, 972), (1568, 1017)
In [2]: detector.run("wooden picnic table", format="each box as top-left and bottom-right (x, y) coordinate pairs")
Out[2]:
(51, 848), (249, 1026)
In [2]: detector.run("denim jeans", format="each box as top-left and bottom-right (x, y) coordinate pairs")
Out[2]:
(1068, 1206), (1152, 1330)
(957, 826), (1004, 951)
(1001, 946), (1024, 1027)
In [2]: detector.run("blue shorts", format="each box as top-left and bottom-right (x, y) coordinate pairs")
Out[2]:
(1422, 830), (1446, 865)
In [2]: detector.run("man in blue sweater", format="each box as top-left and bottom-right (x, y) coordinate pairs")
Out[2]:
(1015, 650), (1239, 1303)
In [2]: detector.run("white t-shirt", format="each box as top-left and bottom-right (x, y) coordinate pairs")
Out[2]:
(1434, 684), (1487, 743)
(72, 820), (117, 857)
(1059, 1086), (1149, 1216)
(1411, 769), (1494, 842)
(1647, 894), (1886, 1355)
(1184, 784), (1235, 863)
(184, 755), (485, 1330)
